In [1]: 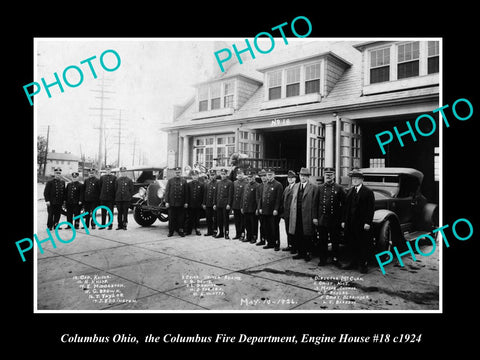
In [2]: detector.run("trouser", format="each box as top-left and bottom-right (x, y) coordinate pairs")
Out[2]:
(83, 201), (98, 228)
(100, 200), (115, 227)
(168, 206), (185, 234)
(344, 225), (373, 265)
(244, 212), (258, 241)
(46, 203), (62, 229)
(318, 223), (341, 261)
(283, 217), (294, 248)
(264, 214), (280, 247)
(66, 203), (81, 228)
(259, 214), (266, 241)
(216, 207), (230, 235)
(116, 201), (130, 228)
(205, 206), (217, 234)
(233, 209), (245, 237)
(294, 214), (312, 256)
(186, 207), (201, 233)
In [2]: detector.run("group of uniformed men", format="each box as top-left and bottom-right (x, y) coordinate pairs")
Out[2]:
(164, 165), (375, 274)
(43, 166), (134, 231)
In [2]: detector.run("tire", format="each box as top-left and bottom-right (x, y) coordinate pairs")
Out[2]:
(133, 206), (157, 227)
(377, 220), (394, 253)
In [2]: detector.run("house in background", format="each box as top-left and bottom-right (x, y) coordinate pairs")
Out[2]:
(45, 150), (80, 177)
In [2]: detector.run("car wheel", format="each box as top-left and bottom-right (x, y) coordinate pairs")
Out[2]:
(158, 212), (168, 222)
(133, 206), (157, 226)
(377, 220), (394, 252)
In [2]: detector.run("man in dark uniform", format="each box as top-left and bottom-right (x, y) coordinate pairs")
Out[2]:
(213, 168), (233, 239)
(282, 170), (297, 253)
(255, 169), (267, 246)
(259, 168), (283, 251)
(114, 166), (134, 230)
(341, 168), (375, 273)
(44, 167), (66, 230)
(202, 169), (218, 237)
(241, 170), (259, 243)
(185, 169), (204, 236)
(82, 168), (100, 229)
(232, 168), (247, 240)
(164, 167), (187, 237)
(65, 171), (83, 229)
(98, 165), (116, 230)
(313, 167), (346, 267)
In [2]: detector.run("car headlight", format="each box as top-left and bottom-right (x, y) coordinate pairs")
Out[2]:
(157, 188), (165, 198)
(138, 187), (146, 197)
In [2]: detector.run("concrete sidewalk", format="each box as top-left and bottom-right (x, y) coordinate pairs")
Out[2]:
(35, 199), (440, 311)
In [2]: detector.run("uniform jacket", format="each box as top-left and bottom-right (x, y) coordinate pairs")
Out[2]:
(314, 182), (346, 227)
(115, 176), (134, 202)
(44, 178), (66, 205)
(164, 177), (187, 207)
(259, 179), (283, 215)
(214, 178), (233, 208)
(186, 180), (205, 208)
(241, 181), (259, 213)
(232, 178), (248, 210)
(289, 181), (317, 236)
(82, 176), (101, 202)
(342, 184), (375, 229)
(66, 180), (84, 205)
(282, 183), (295, 219)
(99, 174), (117, 201)
(203, 179), (217, 207)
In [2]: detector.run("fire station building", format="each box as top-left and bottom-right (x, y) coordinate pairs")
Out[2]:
(163, 40), (440, 203)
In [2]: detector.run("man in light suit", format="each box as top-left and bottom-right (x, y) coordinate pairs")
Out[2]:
(289, 167), (317, 261)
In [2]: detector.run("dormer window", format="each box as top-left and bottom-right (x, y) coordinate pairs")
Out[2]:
(199, 87), (208, 112)
(305, 63), (320, 94)
(427, 41), (439, 74)
(286, 66), (300, 97)
(268, 70), (282, 100)
(224, 81), (234, 108)
(397, 41), (419, 79)
(370, 47), (390, 84)
(210, 83), (221, 110)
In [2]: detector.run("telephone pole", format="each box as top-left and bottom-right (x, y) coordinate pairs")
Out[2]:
(89, 77), (116, 171)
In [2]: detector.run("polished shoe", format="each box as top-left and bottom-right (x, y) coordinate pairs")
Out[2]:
(232, 235), (241, 240)
(250, 239), (257, 244)
(241, 238), (250, 242)
(304, 253), (311, 262)
(214, 233), (224, 239)
(292, 254), (303, 260)
(116, 227), (123, 230)
(167, 232), (174, 237)
(263, 244), (274, 249)
(204, 232), (214, 236)
(256, 240), (266, 246)
(98, 227), (104, 230)
(179, 231), (185, 237)
(282, 246), (292, 252)
(195, 230), (202, 236)
(108, 226), (113, 230)
(274, 246), (280, 251)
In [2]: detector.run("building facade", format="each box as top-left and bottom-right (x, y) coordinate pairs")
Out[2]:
(45, 150), (80, 177)
(163, 40), (440, 203)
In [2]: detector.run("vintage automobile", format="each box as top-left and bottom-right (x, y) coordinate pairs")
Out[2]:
(359, 167), (439, 253)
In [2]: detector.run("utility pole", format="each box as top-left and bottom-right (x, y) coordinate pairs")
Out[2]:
(43, 125), (50, 177)
(89, 77), (116, 171)
(110, 110), (127, 168)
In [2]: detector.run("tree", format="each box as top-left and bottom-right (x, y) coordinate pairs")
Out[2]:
(37, 135), (47, 175)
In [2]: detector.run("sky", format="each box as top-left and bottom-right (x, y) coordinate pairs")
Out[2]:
(35, 39), (221, 168)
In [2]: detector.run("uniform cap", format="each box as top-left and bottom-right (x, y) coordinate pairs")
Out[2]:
(258, 169), (267, 176)
(189, 169), (199, 176)
(54, 167), (62, 172)
(220, 168), (227, 174)
(71, 172), (79, 177)
(266, 168), (275, 174)
(287, 170), (296, 178)
(348, 168), (364, 178)
(324, 167), (335, 174)
(119, 166), (127, 171)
